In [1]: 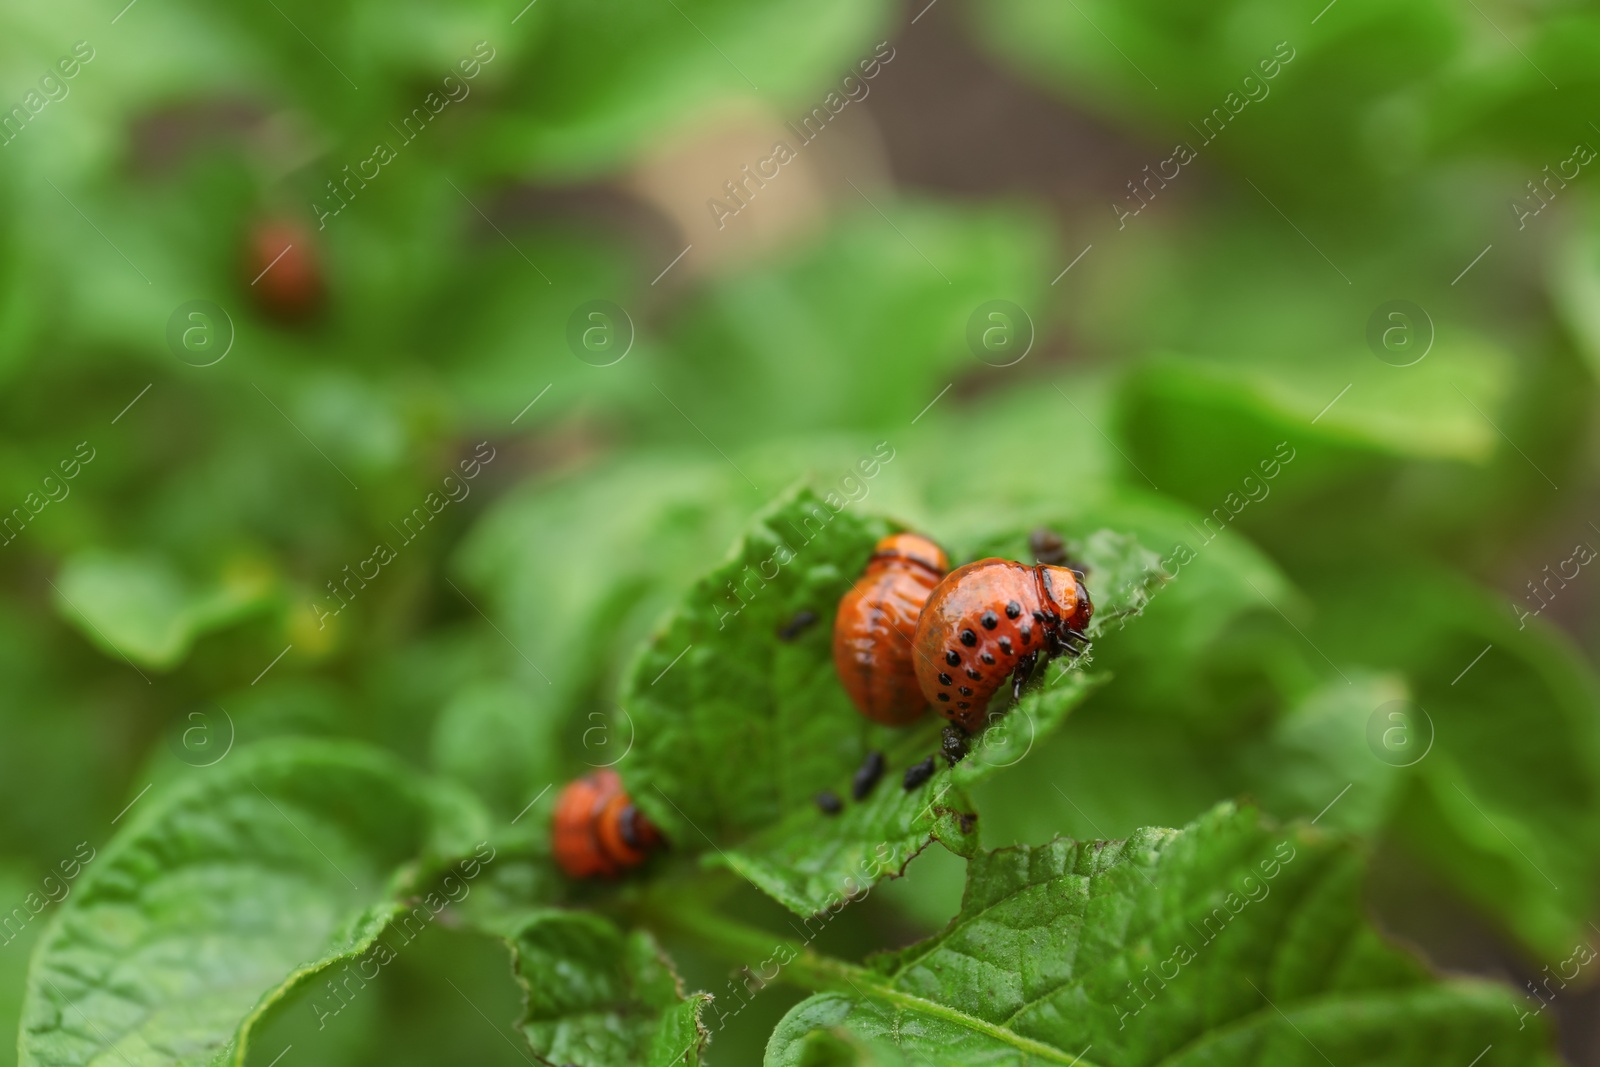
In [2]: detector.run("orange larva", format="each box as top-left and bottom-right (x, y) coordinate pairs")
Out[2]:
(832, 533), (950, 725)
(245, 218), (323, 322)
(552, 770), (662, 878)
(912, 559), (1092, 732)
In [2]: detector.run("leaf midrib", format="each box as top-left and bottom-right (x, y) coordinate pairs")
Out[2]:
(859, 943), (1486, 1067)
(854, 979), (1111, 1067)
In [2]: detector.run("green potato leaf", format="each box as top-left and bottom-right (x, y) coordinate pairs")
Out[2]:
(972, 0), (1463, 198)
(1120, 345), (1511, 474)
(430, 680), (564, 823)
(477, 0), (893, 179)
(510, 910), (709, 1067)
(618, 484), (968, 916)
(1240, 672), (1412, 836)
(1304, 564), (1600, 961)
(52, 551), (274, 671)
(767, 804), (1559, 1067)
(620, 486), (1159, 915)
(456, 455), (770, 711)
(657, 199), (1058, 443)
(19, 740), (488, 1067)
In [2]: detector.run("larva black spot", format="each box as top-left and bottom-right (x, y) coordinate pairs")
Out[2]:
(1006, 601), (1022, 619)
(999, 637), (1013, 655)
(960, 629), (978, 647)
(937, 693), (950, 702)
(980, 611), (998, 630)
(966, 668), (981, 680)
(946, 650), (961, 666)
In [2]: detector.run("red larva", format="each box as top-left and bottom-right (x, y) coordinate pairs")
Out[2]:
(552, 769), (662, 878)
(245, 219), (323, 322)
(912, 559), (1093, 732)
(832, 533), (950, 725)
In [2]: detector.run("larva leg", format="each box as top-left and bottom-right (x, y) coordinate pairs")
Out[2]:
(1011, 651), (1039, 702)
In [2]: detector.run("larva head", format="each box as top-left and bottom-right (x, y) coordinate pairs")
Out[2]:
(869, 532), (948, 577)
(1036, 565), (1092, 634)
(599, 795), (661, 867)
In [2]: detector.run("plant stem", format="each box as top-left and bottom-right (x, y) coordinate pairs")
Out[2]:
(643, 900), (871, 996)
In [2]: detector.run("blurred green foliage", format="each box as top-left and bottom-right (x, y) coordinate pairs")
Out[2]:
(4, 0), (1600, 1062)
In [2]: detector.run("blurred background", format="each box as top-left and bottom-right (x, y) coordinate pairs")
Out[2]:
(3, 0), (1600, 1062)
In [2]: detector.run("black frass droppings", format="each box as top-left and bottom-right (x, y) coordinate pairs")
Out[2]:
(903, 756), (936, 790)
(777, 609), (819, 641)
(815, 790), (844, 815)
(852, 750), (886, 800)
